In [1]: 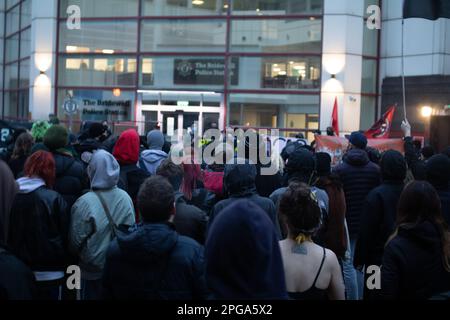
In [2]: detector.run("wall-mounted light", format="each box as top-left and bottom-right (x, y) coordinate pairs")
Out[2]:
(323, 54), (346, 75)
(421, 106), (433, 118)
(35, 53), (53, 73)
(113, 88), (121, 97)
(35, 71), (51, 88)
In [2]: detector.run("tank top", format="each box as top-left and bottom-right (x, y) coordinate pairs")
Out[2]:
(288, 247), (328, 301)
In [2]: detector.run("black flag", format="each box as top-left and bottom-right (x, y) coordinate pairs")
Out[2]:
(404, 0), (450, 20)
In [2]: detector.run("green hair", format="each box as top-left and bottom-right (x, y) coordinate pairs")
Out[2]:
(31, 121), (51, 143)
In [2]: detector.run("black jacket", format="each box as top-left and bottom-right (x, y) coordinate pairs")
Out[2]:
(174, 192), (208, 245)
(102, 223), (209, 300)
(354, 182), (404, 268)
(0, 247), (36, 300)
(8, 155), (27, 179)
(53, 152), (86, 208)
(8, 187), (70, 272)
(426, 154), (450, 226)
(255, 164), (283, 198)
(333, 149), (381, 238)
(118, 164), (151, 202)
(381, 221), (450, 299)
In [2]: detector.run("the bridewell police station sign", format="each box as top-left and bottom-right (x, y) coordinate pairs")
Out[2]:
(174, 58), (239, 85)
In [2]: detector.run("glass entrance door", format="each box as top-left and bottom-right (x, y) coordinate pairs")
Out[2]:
(162, 111), (200, 139)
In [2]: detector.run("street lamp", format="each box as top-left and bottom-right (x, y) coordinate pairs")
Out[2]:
(421, 106), (433, 118)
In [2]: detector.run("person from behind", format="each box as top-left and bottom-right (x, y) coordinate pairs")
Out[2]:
(381, 181), (450, 300)
(43, 125), (85, 208)
(156, 159), (208, 245)
(354, 150), (407, 300)
(113, 129), (151, 206)
(69, 150), (135, 300)
(8, 132), (34, 179)
(333, 131), (381, 300)
(425, 154), (450, 225)
(314, 152), (348, 262)
(206, 200), (288, 300)
(8, 151), (69, 300)
(102, 176), (209, 300)
(209, 161), (281, 238)
(139, 130), (168, 175)
(279, 182), (345, 300)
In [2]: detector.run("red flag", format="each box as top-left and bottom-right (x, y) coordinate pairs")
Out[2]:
(331, 97), (340, 136)
(365, 105), (396, 139)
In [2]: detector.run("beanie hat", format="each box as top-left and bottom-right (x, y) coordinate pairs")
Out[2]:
(380, 150), (407, 182)
(349, 132), (368, 149)
(43, 125), (69, 151)
(285, 148), (316, 183)
(147, 130), (165, 150)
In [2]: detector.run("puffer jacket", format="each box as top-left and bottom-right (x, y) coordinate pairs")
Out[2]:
(102, 223), (209, 300)
(333, 149), (381, 238)
(8, 178), (70, 272)
(69, 150), (135, 280)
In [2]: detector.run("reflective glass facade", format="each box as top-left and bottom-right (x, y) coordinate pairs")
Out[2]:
(56, 0), (324, 135)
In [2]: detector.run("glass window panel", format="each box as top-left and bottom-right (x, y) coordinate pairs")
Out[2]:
(20, 28), (31, 58)
(59, 21), (138, 53)
(58, 56), (137, 87)
(229, 93), (320, 134)
(56, 89), (135, 125)
(4, 91), (18, 119)
(6, 5), (20, 36)
(364, 0), (380, 18)
(141, 20), (226, 52)
(229, 56), (321, 90)
(362, 58), (377, 94)
(21, 0), (31, 28)
(6, 0), (20, 10)
(232, 0), (323, 15)
(59, 0), (139, 17)
(139, 56), (226, 90)
(19, 59), (30, 88)
(142, 0), (228, 16)
(230, 19), (322, 53)
(5, 63), (19, 89)
(5, 34), (19, 63)
(360, 96), (376, 130)
(17, 90), (29, 119)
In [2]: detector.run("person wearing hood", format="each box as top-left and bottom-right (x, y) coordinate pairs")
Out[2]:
(206, 199), (288, 300)
(381, 181), (450, 300)
(139, 130), (168, 175)
(8, 132), (34, 179)
(332, 132), (380, 300)
(0, 160), (37, 300)
(43, 125), (86, 208)
(209, 161), (281, 238)
(102, 175), (209, 300)
(426, 154), (450, 226)
(156, 159), (208, 245)
(8, 151), (69, 300)
(353, 150), (407, 300)
(279, 183), (345, 300)
(70, 149), (135, 300)
(113, 129), (151, 208)
(270, 148), (329, 241)
(75, 122), (108, 163)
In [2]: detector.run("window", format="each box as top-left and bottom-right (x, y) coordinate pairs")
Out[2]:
(142, 0), (229, 16)
(230, 19), (322, 53)
(232, 0), (323, 15)
(59, 0), (139, 17)
(361, 58), (377, 94)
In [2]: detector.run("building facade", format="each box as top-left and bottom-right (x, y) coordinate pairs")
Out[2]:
(1, 0), (447, 140)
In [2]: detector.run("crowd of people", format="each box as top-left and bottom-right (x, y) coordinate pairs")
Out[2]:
(0, 119), (449, 301)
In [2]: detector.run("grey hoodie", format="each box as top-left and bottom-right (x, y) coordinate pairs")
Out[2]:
(70, 150), (135, 280)
(87, 149), (120, 190)
(140, 150), (168, 175)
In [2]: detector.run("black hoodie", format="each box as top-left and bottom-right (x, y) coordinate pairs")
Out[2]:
(426, 155), (450, 225)
(381, 221), (450, 300)
(102, 223), (209, 300)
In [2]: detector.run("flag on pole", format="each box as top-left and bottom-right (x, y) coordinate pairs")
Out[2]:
(331, 97), (340, 136)
(365, 105), (397, 139)
(404, 0), (450, 20)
